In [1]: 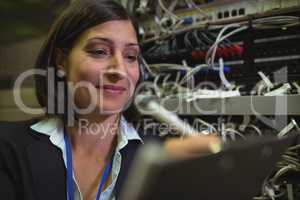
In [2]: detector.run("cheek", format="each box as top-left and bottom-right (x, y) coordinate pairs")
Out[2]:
(67, 60), (103, 107)
(79, 68), (100, 85)
(67, 51), (99, 81)
(127, 66), (140, 94)
(69, 61), (102, 85)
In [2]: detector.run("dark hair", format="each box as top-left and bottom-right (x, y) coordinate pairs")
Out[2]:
(35, 0), (141, 123)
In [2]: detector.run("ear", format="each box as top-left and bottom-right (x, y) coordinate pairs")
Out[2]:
(55, 48), (67, 74)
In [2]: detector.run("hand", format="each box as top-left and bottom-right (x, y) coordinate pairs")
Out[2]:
(163, 134), (222, 160)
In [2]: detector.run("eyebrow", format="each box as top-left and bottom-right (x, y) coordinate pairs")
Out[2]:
(87, 37), (140, 49)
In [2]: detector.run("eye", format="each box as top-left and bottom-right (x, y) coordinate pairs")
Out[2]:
(87, 49), (110, 57)
(125, 54), (138, 62)
(124, 50), (139, 63)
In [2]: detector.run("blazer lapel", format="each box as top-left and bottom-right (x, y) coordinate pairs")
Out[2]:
(26, 130), (67, 200)
(115, 140), (141, 199)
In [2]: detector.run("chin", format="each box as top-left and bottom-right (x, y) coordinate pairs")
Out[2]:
(97, 95), (133, 113)
(98, 103), (128, 115)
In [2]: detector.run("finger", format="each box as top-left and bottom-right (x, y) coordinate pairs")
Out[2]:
(164, 135), (221, 159)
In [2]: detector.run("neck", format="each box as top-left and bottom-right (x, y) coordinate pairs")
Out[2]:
(66, 113), (120, 159)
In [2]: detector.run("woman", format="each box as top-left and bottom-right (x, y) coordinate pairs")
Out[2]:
(0, 0), (220, 200)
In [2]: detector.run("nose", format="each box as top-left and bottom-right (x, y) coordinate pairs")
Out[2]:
(106, 52), (127, 81)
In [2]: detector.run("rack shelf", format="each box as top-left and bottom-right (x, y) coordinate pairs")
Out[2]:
(157, 95), (300, 115)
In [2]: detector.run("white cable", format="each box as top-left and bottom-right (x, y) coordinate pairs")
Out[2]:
(158, 0), (180, 20)
(278, 119), (300, 138)
(162, 73), (171, 88)
(140, 56), (156, 76)
(256, 70), (280, 95)
(149, 63), (196, 90)
(257, 84), (267, 96)
(264, 83), (291, 96)
(157, 0), (184, 34)
(253, 16), (300, 29)
(258, 71), (274, 89)
(143, 15), (299, 44)
(184, 31), (194, 48)
(154, 74), (163, 97)
(246, 124), (263, 136)
(185, 0), (209, 17)
(149, 63), (192, 71)
(178, 64), (209, 86)
(157, 17), (176, 33)
(210, 26), (247, 68)
(219, 58), (234, 89)
(240, 124), (263, 136)
(182, 60), (189, 68)
(206, 25), (247, 68)
(194, 118), (218, 133)
(184, 89), (241, 102)
(292, 82), (300, 95)
(252, 78), (267, 95)
(136, 94), (222, 153)
(153, 72), (184, 98)
(205, 23), (241, 63)
(174, 71), (181, 85)
(239, 115), (251, 132)
(271, 165), (299, 183)
(224, 128), (247, 140)
(136, 94), (198, 136)
(171, 71), (182, 93)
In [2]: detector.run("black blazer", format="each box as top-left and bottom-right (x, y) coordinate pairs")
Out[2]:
(0, 119), (142, 200)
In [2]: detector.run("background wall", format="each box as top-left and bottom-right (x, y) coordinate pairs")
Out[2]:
(0, 0), (69, 121)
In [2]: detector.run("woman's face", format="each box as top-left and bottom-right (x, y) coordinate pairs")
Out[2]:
(60, 20), (140, 115)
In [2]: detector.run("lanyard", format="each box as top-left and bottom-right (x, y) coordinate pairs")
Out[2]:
(64, 130), (114, 200)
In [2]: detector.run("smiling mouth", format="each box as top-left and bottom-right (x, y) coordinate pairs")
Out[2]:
(95, 84), (127, 95)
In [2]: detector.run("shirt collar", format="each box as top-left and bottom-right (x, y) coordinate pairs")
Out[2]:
(117, 115), (144, 150)
(30, 117), (64, 147)
(30, 115), (143, 151)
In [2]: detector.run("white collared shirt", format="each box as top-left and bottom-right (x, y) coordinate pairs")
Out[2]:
(30, 115), (142, 200)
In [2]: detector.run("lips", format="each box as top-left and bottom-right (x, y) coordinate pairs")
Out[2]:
(102, 84), (126, 91)
(96, 84), (126, 95)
